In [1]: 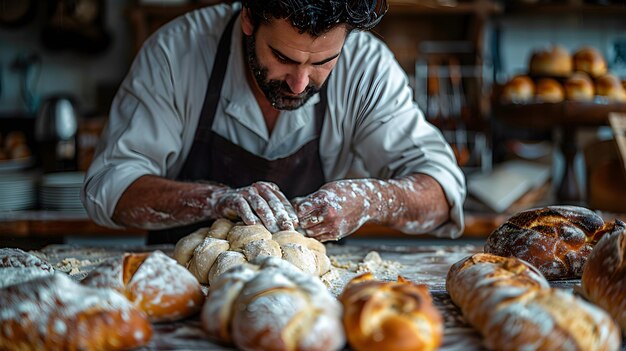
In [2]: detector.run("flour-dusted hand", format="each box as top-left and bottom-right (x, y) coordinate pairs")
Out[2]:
(293, 175), (450, 241)
(209, 182), (298, 233)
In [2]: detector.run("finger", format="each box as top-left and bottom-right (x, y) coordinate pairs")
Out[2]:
(233, 197), (261, 225)
(255, 184), (293, 230)
(269, 184), (300, 226)
(246, 193), (279, 233)
(304, 226), (337, 242)
(299, 212), (326, 229)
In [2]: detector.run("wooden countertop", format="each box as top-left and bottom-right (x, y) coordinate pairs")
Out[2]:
(0, 210), (506, 239)
(29, 243), (591, 350)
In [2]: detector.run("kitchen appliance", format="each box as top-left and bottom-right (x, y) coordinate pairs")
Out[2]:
(35, 95), (79, 173)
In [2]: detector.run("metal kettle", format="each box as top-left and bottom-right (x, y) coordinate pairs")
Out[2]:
(35, 95), (79, 172)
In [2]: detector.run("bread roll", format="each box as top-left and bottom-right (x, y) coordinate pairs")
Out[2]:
(535, 78), (564, 103)
(0, 273), (152, 350)
(447, 253), (621, 351)
(564, 73), (595, 101)
(582, 225), (626, 332)
(339, 273), (443, 351)
(201, 256), (346, 351)
(501, 75), (535, 103)
(573, 47), (607, 78)
(529, 46), (573, 77)
(596, 74), (626, 103)
(174, 223), (332, 284)
(484, 205), (623, 279)
(82, 250), (204, 323)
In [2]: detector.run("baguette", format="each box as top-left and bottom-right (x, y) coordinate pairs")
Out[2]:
(447, 253), (620, 351)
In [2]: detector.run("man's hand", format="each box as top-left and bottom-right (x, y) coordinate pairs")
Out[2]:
(209, 181), (298, 233)
(292, 180), (378, 241)
(293, 175), (450, 242)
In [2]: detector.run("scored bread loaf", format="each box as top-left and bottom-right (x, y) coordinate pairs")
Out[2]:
(82, 250), (204, 323)
(484, 205), (623, 279)
(582, 227), (626, 332)
(447, 253), (621, 351)
(0, 273), (152, 351)
(174, 219), (331, 284)
(339, 272), (443, 351)
(201, 256), (345, 351)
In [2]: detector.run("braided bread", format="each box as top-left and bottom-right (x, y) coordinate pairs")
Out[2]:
(201, 256), (345, 351)
(82, 250), (204, 323)
(339, 273), (443, 351)
(447, 253), (621, 351)
(174, 219), (331, 284)
(484, 206), (622, 278)
(0, 273), (152, 350)
(582, 225), (626, 332)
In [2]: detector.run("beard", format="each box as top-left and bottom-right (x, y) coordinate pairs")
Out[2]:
(244, 34), (321, 110)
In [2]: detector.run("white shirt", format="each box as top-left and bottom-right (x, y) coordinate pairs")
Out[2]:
(81, 3), (466, 237)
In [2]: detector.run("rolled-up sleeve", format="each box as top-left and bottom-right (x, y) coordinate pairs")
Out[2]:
(347, 38), (466, 238)
(81, 41), (184, 228)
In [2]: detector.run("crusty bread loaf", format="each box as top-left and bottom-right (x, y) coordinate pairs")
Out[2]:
(0, 273), (152, 351)
(535, 78), (564, 103)
(339, 272), (443, 351)
(201, 256), (345, 351)
(501, 75), (535, 103)
(573, 47), (607, 78)
(529, 46), (573, 77)
(582, 227), (626, 332)
(484, 205), (623, 279)
(447, 253), (621, 351)
(82, 250), (204, 323)
(0, 247), (53, 271)
(174, 220), (332, 284)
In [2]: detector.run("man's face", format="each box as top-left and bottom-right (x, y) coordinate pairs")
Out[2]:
(243, 17), (348, 110)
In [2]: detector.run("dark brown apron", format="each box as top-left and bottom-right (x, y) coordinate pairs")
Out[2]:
(148, 11), (327, 244)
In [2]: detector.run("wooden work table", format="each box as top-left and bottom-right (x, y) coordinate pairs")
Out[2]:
(0, 210), (507, 243)
(28, 242), (601, 350)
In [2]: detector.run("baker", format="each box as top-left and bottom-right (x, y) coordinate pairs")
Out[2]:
(81, 0), (466, 244)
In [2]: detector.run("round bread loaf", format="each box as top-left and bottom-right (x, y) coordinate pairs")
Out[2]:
(535, 78), (564, 103)
(201, 256), (345, 351)
(174, 220), (332, 284)
(573, 47), (607, 78)
(339, 272), (443, 351)
(564, 73), (595, 101)
(596, 74), (626, 102)
(484, 205), (623, 279)
(501, 75), (535, 103)
(82, 250), (204, 323)
(582, 226), (626, 332)
(447, 253), (621, 351)
(529, 46), (573, 77)
(0, 273), (152, 350)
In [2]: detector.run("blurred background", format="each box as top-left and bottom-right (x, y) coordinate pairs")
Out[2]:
(1, 0), (626, 247)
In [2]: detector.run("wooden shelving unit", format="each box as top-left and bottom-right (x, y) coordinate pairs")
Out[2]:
(504, 3), (626, 15)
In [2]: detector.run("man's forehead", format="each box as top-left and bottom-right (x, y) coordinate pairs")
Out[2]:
(257, 18), (348, 54)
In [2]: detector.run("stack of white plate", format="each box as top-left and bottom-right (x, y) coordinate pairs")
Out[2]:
(40, 172), (86, 214)
(0, 173), (37, 211)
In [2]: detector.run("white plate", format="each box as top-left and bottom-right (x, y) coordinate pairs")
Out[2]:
(41, 172), (85, 187)
(0, 157), (35, 172)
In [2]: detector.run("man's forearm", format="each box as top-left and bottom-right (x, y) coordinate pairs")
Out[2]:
(113, 175), (226, 230)
(373, 174), (450, 234)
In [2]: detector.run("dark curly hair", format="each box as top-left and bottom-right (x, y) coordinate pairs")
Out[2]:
(241, 0), (388, 36)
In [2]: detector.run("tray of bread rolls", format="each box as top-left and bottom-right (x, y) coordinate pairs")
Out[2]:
(2, 208), (626, 351)
(494, 46), (626, 129)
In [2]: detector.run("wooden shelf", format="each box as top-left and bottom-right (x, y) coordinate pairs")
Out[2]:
(388, 1), (502, 16)
(504, 3), (626, 15)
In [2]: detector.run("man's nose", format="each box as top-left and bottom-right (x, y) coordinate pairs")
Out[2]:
(285, 68), (310, 95)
